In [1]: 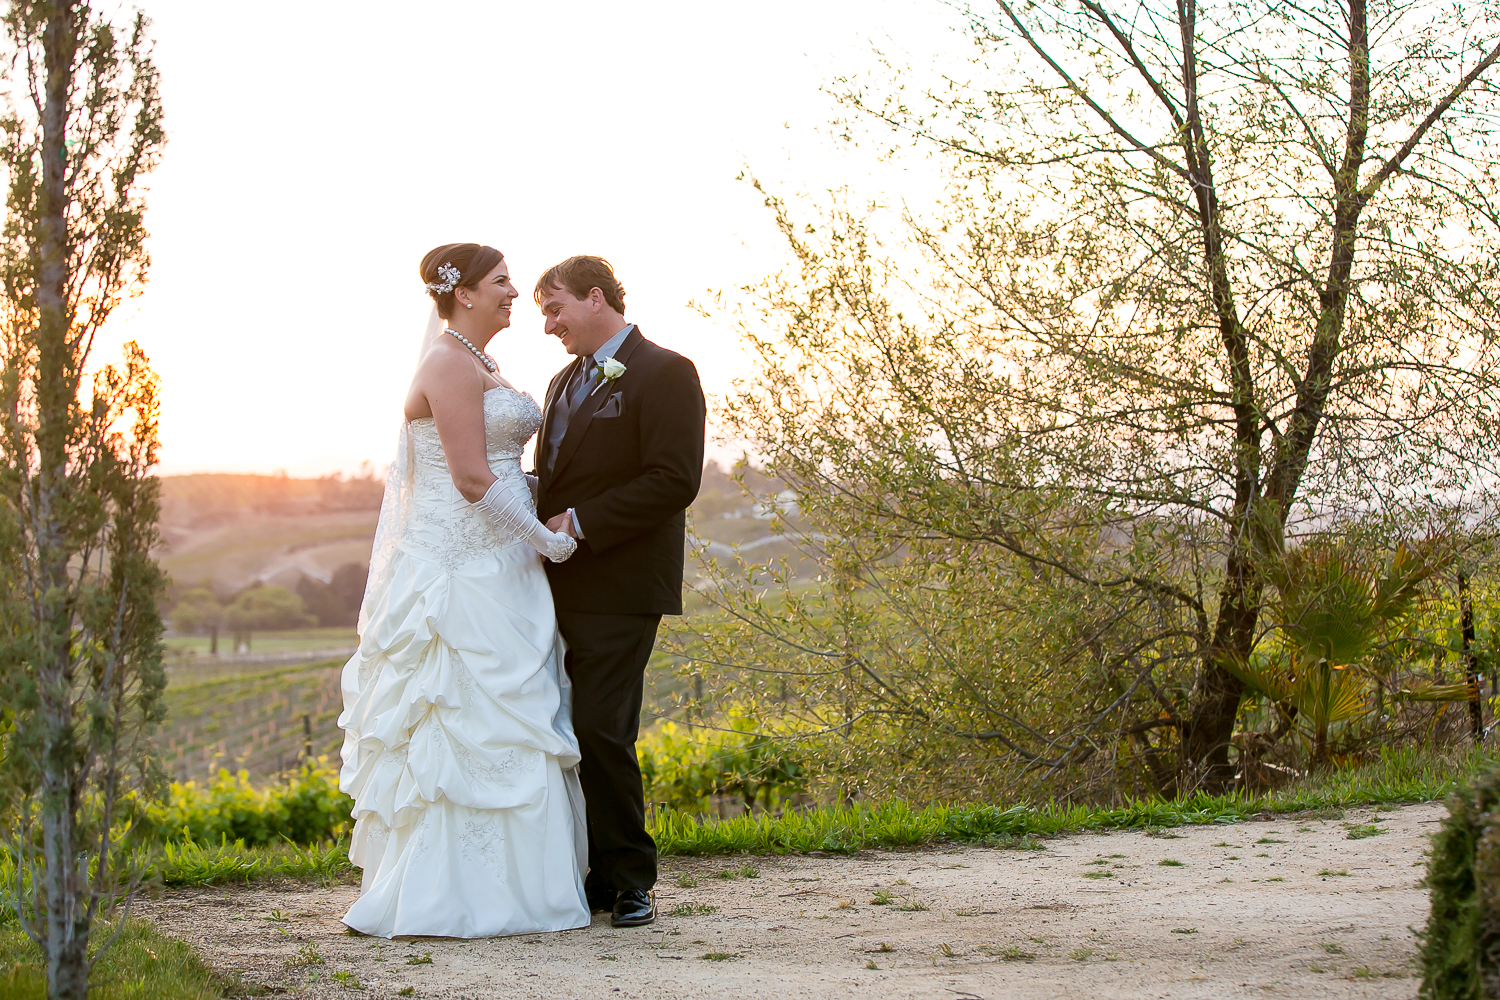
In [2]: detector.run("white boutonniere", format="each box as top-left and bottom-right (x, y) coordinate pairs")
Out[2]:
(591, 356), (627, 396)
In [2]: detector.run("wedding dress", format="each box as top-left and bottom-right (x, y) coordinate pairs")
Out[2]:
(337, 385), (589, 938)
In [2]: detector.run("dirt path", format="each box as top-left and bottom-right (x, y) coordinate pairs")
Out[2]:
(135, 803), (1441, 999)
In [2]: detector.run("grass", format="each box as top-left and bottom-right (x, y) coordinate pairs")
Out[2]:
(648, 745), (1481, 857)
(286, 943), (324, 966)
(715, 864), (759, 879)
(8, 742), (1467, 901)
(154, 837), (354, 887)
(1157, 859), (1184, 867)
(1344, 822), (1388, 840)
(330, 969), (362, 989)
(0, 919), (229, 1000)
(667, 902), (718, 916)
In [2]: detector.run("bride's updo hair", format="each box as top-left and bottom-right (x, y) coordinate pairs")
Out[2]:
(420, 243), (504, 319)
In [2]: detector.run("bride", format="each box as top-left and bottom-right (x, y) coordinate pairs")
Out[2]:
(336, 243), (589, 938)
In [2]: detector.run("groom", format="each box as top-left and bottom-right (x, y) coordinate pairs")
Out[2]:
(532, 255), (706, 928)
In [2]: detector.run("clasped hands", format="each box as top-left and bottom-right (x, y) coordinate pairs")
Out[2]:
(545, 512), (579, 539)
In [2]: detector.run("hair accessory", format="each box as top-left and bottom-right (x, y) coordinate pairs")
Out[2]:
(424, 262), (462, 295)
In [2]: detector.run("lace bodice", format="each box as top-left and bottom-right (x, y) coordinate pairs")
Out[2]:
(402, 386), (542, 569)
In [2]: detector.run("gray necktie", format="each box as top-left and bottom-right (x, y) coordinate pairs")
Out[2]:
(546, 356), (595, 473)
(568, 355), (596, 409)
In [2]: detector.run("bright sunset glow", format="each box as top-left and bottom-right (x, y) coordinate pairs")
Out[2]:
(98, 0), (955, 477)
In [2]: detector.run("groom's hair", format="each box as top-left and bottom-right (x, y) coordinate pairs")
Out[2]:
(533, 256), (626, 315)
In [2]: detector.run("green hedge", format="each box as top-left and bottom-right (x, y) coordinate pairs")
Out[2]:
(134, 765), (350, 847)
(1420, 766), (1500, 998)
(637, 719), (806, 813)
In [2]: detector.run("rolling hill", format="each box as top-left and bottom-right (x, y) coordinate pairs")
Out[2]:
(156, 463), (801, 599)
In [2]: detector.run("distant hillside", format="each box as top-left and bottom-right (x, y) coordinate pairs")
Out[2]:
(160, 473), (384, 525)
(155, 464), (801, 597)
(157, 474), (383, 593)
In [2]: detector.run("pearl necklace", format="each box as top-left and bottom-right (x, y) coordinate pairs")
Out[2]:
(445, 328), (497, 374)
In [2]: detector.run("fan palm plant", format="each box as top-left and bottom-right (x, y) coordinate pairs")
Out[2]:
(1225, 540), (1465, 768)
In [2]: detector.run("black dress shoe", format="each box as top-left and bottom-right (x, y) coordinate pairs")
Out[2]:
(586, 889), (615, 914)
(610, 888), (655, 927)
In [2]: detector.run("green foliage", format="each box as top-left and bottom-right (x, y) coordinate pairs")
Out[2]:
(168, 587), (222, 636)
(654, 746), (1477, 856)
(0, 918), (224, 999)
(152, 837), (350, 888)
(686, 0), (1500, 801)
(0, 3), (170, 993)
(134, 765), (351, 848)
(225, 585), (316, 634)
(1419, 766), (1500, 998)
(1224, 539), (1470, 765)
(295, 563), (368, 628)
(0, 743), (1466, 901)
(637, 718), (806, 813)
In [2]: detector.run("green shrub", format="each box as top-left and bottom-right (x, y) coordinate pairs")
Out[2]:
(136, 764), (351, 847)
(637, 718), (807, 813)
(1419, 765), (1500, 998)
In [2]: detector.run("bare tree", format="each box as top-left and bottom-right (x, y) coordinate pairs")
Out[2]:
(692, 0), (1500, 792)
(0, 3), (166, 998)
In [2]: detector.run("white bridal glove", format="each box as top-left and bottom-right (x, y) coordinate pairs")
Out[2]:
(473, 479), (577, 563)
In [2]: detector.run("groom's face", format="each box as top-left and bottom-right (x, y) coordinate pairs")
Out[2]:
(539, 284), (599, 356)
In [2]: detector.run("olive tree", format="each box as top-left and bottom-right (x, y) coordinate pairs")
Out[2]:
(685, 0), (1500, 793)
(0, 3), (166, 997)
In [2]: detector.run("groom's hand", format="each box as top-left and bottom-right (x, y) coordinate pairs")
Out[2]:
(546, 512), (579, 538)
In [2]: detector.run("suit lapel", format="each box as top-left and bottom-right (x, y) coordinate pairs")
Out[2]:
(538, 358), (582, 496)
(549, 328), (646, 482)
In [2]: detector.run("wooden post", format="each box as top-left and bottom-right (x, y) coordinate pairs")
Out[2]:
(302, 713), (313, 770)
(1460, 571), (1483, 740)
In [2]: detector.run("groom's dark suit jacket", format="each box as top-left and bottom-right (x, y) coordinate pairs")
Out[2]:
(535, 326), (706, 615)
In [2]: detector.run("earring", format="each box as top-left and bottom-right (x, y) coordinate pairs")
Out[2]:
(465, 303), (473, 309)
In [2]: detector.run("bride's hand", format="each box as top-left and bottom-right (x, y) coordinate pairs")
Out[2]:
(541, 531), (577, 563)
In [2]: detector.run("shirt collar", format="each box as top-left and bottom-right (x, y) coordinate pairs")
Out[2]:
(592, 324), (634, 363)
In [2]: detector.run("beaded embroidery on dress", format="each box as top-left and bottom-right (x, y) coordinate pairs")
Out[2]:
(338, 386), (589, 938)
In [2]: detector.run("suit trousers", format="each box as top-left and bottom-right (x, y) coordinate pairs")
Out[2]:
(557, 610), (661, 893)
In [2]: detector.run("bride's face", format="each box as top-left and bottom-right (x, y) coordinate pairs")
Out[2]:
(457, 259), (519, 332)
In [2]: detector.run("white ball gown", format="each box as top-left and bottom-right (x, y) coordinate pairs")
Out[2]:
(337, 386), (589, 938)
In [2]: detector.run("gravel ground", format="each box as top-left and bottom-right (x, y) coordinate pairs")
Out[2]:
(134, 802), (1441, 999)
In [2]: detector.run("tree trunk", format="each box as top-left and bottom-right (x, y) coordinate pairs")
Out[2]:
(41, 804), (87, 1000)
(1460, 571), (1483, 740)
(1183, 548), (1256, 789)
(35, 7), (88, 998)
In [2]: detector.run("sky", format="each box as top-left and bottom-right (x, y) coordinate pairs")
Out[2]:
(91, 0), (961, 477)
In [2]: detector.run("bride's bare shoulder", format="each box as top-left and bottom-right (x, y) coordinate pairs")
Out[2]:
(405, 341), (484, 420)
